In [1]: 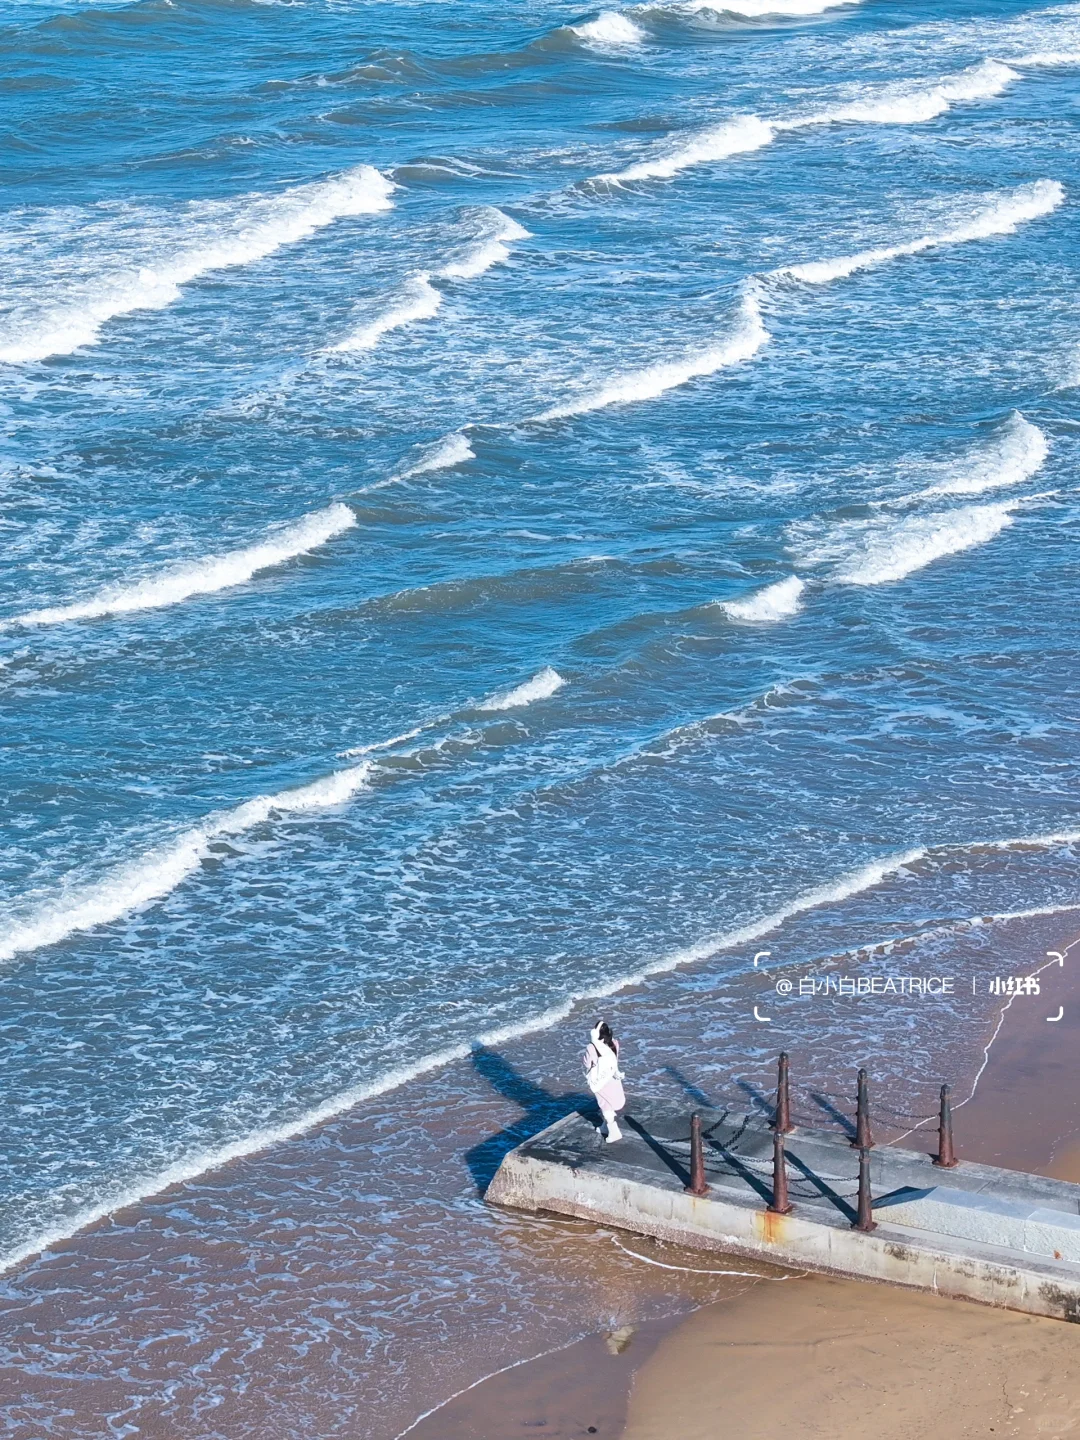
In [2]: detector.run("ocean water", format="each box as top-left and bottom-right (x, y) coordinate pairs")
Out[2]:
(2, 0), (1080, 1429)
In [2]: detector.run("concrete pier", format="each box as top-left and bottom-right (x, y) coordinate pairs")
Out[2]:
(487, 1104), (1080, 1322)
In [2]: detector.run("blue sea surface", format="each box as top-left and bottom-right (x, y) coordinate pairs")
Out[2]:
(1, 0), (1080, 1421)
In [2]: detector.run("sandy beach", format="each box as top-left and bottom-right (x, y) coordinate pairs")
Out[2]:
(412, 922), (1080, 1440)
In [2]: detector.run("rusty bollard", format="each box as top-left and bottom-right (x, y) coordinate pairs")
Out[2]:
(853, 1146), (877, 1233)
(772, 1050), (793, 1135)
(768, 1127), (793, 1215)
(850, 1066), (874, 1150)
(934, 1082), (958, 1168)
(685, 1111), (709, 1197)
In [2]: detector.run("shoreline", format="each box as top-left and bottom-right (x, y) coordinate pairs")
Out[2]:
(410, 922), (1080, 1439)
(5, 888), (1079, 1436)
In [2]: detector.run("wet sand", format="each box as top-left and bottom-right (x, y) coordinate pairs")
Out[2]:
(416, 929), (1080, 1440)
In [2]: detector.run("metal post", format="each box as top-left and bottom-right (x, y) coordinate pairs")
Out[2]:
(772, 1050), (793, 1135)
(685, 1111), (709, 1197)
(851, 1067), (874, 1150)
(768, 1127), (793, 1214)
(853, 1146), (876, 1232)
(934, 1082), (958, 1168)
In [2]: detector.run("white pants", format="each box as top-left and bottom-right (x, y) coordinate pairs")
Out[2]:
(599, 1101), (622, 1141)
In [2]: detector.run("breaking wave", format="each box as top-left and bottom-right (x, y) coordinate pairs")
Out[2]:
(920, 413), (1048, 498)
(787, 58), (1017, 129)
(536, 289), (767, 420)
(438, 209), (530, 280)
(604, 115), (775, 183)
(9, 818), (1080, 1272)
(831, 501), (1020, 586)
(678, 0), (864, 14)
(571, 10), (646, 46)
(330, 209), (528, 351)
(477, 666), (566, 711)
(330, 273), (443, 353)
(720, 575), (805, 621)
(0, 761), (374, 967)
(397, 431), (476, 480)
(773, 179), (1064, 286)
(2, 503), (356, 630)
(598, 60), (1016, 184)
(0, 834), (925, 1274)
(0, 167), (394, 364)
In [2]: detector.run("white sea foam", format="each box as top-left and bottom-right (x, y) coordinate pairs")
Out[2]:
(11, 818), (1080, 1274)
(330, 210), (527, 351)
(2, 503), (356, 630)
(720, 575), (805, 621)
(477, 666), (566, 711)
(604, 115), (775, 183)
(0, 761), (374, 967)
(833, 501), (1019, 585)
(330, 273), (443, 353)
(774, 179), (1064, 286)
(679, 0), (863, 14)
(537, 289), (767, 420)
(599, 60), (1014, 185)
(397, 431), (476, 480)
(572, 10), (646, 46)
(0, 837), (923, 1275)
(1014, 50), (1080, 67)
(438, 210), (530, 280)
(920, 413), (1048, 497)
(338, 726), (426, 759)
(788, 58), (1017, 128)
(0, 167), (394, 364)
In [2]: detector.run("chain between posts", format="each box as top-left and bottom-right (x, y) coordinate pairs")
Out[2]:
(660, 1058), (960, 1233)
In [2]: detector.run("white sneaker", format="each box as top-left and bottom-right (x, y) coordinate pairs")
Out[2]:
(605, 1122), (622, 1143)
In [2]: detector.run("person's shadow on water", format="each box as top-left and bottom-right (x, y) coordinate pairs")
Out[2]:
(464, 1044), (598, 1196)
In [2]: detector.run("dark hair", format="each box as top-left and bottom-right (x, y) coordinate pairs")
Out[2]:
(597, 1021), (616, 1053)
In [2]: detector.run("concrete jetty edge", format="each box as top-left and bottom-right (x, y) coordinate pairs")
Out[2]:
(487, 1106), (1080, 1322)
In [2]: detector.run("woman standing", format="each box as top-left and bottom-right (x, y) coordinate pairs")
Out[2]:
(583, 1020), (625, 1142)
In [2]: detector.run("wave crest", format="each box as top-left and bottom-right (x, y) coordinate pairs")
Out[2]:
(921, 413), (1048, 497)
(832, 502), (1019, 586)
(537, 289), (768, 420)
(721, 575), (805, 621)
(3, 502), (356, 629)
(0, 167), (394, 364)
(774, 179), (1064, 286)
(571, 10), (646, 46)
(477, 666), (566, 710)
(0, 760), (374, 966)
